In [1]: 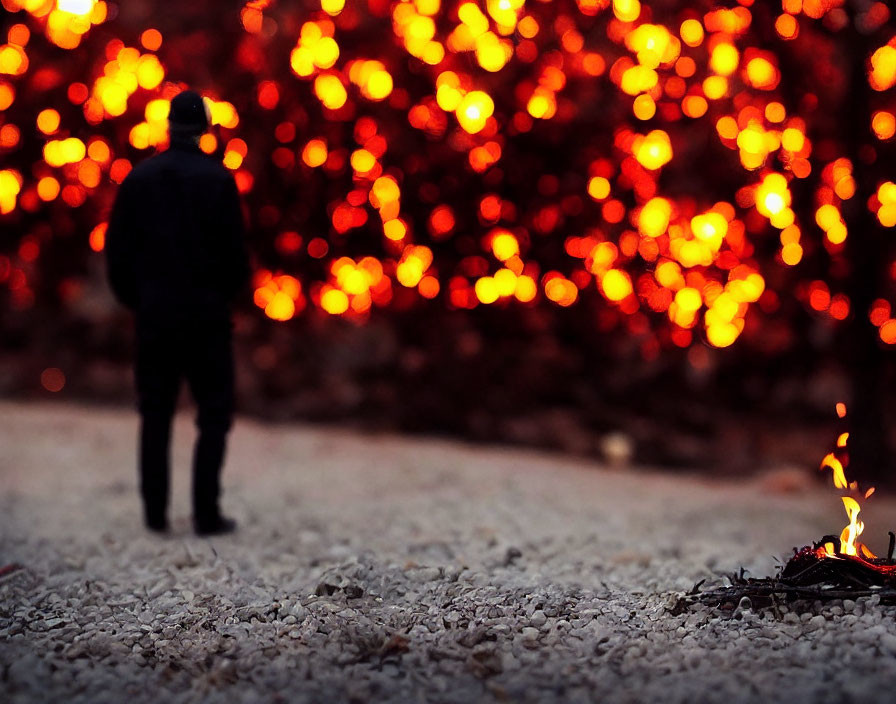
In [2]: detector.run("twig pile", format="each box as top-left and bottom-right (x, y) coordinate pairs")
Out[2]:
(676, 533), (896, 612)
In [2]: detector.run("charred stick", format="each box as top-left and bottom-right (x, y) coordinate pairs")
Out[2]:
(689, 583), (896, 604)
(688, 579), (706, 596)
(888, 532), (895, 563)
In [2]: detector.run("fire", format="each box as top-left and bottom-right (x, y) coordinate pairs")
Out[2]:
(819, 405), (876, 558)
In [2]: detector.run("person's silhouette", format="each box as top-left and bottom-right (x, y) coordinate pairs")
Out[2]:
(105, 89), (249, 535)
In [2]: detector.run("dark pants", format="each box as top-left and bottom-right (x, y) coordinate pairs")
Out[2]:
(135, 315), (234, 527)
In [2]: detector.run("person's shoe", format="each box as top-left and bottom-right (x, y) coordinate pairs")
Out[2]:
(194, 516), (237, 536)
(145, 517), (169, 534)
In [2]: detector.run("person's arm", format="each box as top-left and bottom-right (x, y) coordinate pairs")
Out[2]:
(219, 172), (250, 299)
(105, 176), (138, 309)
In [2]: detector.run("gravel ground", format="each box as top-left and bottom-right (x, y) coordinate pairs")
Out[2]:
(2, 400), (896, 704)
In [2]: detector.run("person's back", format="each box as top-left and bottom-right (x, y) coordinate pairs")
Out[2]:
(107, 135), (247, 322)
(105, 89), (249, 536)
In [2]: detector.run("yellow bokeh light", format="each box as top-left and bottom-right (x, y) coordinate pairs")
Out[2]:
(456, 90), (494, 133)
(86, 138), (110, 162)
(491, 231), (519, 261)
(682, 95), (708, 118)
(314, 73), (347, 110)
(136, 54), (164, 90)
(703, 75), (728, 100)
(675, 287), (702, 312)
(601, 269), (633, 302)
(527, 88), (557, 120)
(612, 0), (641, 22)
(626, 24), (679, 67)
(716, 116), (738, 140)
(710, 43), (739, 76)
(514, 275), (537, 302)
(37, 175), (61, 201)
(587, 176), (611, 201)
(826, 224), (847, 245)
(43, 137), (86, 167)
(633, 130), (672, 170)
(0, 169), (23, 215)
(781, 127), (805, 153)
(877, 182), (896, 226)
(755, 173), (791, 221)
(494, 268), (517, 297)
(706, 321), (741, 348)
(57, 0), (96, 13)
(679, 19), (704, 47)
(302, 138), (328, 168)
(0, 82), (14, 111)
(266, 292), (296, 321)
(290, 46), (315, 77)
(36, 108), (60, 135)
(781, 241), (803, 265)
(544, 276), (578, 306)
(321, 0), (346, 16)
(518, 15), (538, 39)
(878, 204), (896, 228)
(815, 203), (842, 231)
(655, 260), (683, 290)
(384, 218), (407, 240)
(0, 44), (28, 76)
(365, 67), (393, 100)
(638, 197), (672, 237)
(145, 98), (169, 122)
(199, 133), (217, 154)
(314, 37), (340, 69)
(632, 94), (656, 120)
(350, 149), (377, 173)
(765, 193), (785, 214)
(321, 287), (350, 315)
(475, 276), (500, 304)
(775, 13), (798, 40)
(396, 245), (433, 288)
(870, 45), (896, 91)
(745, 57), (777, 89)
(207, 99), (239, 129)
(691, 211), (727, 250)
(872, 111), (896, 140)
(475, 32), (512, 72)
(621, 65), (658, 96)
(371, 175), (401, 208)
(765, 102), (786, 123)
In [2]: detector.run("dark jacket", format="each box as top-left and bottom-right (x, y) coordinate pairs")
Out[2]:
(105, 140), (250, 322)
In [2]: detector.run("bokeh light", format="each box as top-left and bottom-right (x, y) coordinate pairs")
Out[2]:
(0, 0), (894, 373)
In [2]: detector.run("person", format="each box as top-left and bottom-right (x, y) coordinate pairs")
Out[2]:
(105, 89), (250, 536)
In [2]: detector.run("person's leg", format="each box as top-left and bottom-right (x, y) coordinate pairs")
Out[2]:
(185, 317), (235, 531)
(135, 321), (181, 531)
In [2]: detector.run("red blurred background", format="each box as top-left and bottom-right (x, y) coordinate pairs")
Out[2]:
(2, 0), (896, 478)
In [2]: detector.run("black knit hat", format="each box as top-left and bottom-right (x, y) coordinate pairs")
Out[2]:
(168, 90), (209, 135)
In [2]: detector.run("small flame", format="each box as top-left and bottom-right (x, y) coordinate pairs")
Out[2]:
(820, 404), (876, 558)
(820, 453), (848, 490)
(840, 496), (863, 556)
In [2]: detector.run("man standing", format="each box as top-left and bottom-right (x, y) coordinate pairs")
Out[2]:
(105, 90), (249, 536)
